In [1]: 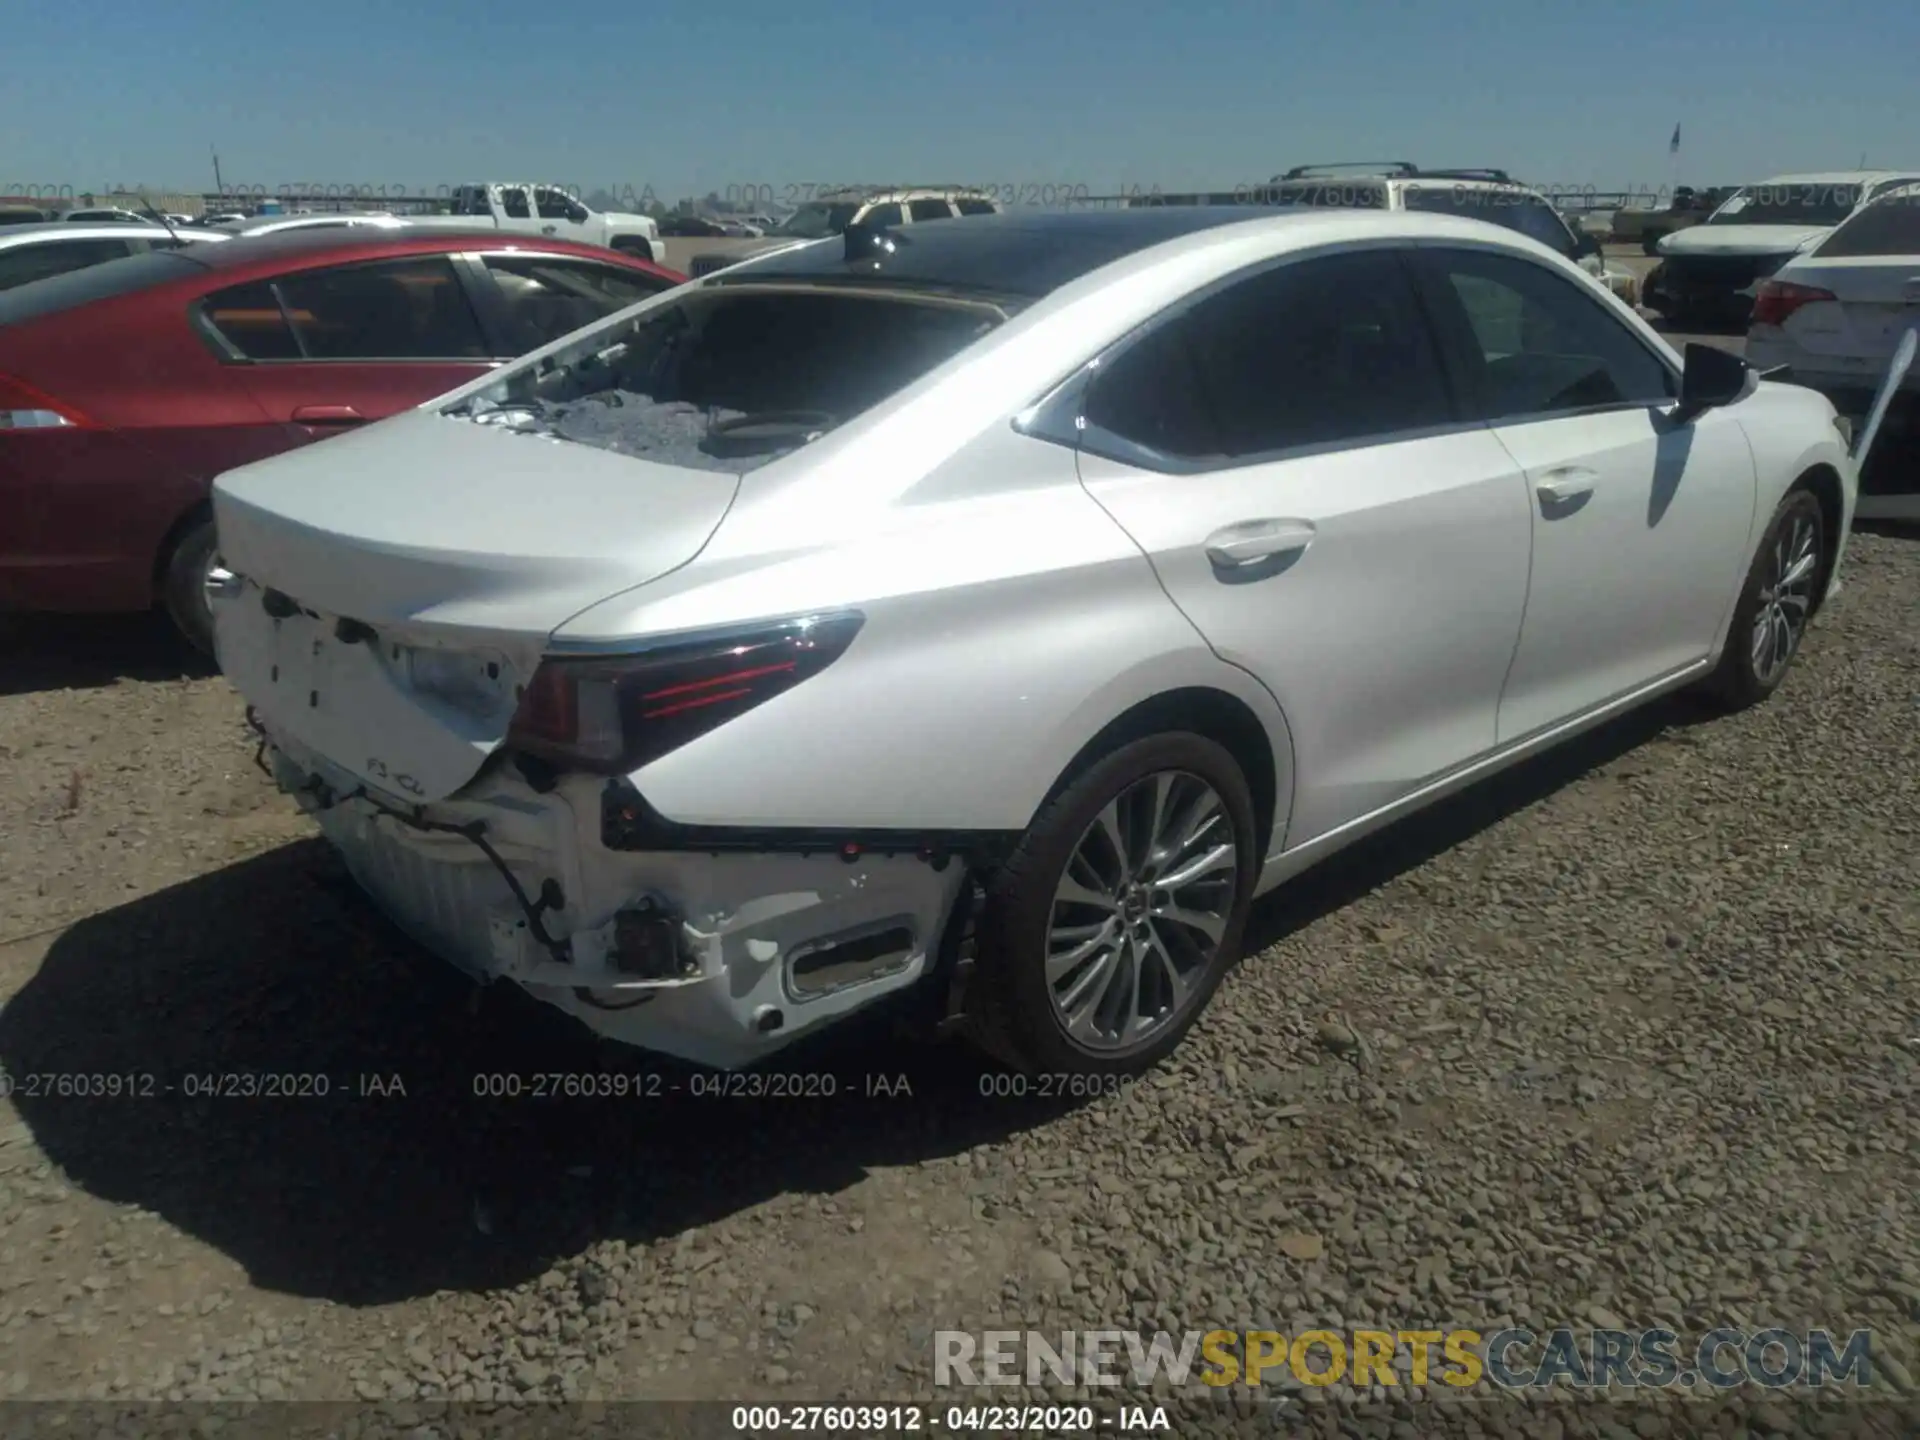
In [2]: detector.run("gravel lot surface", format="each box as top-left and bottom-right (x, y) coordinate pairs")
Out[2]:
(1, 526), (1917, 1438)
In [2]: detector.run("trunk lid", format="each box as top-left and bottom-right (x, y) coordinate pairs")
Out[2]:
(1662, 224), (1827, 257)
(211, 407), (740, 803)
(1775, 257), (1920, 366)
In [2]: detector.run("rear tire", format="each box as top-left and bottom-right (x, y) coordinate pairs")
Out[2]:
(160, 516), (218, 656)
(972, 733), (1257, 1078)
(1697, 486), (1826, 712)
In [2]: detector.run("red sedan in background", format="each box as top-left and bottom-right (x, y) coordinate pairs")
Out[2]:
(0, 229), (683, 651)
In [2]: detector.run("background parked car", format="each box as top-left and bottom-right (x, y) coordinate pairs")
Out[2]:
(0, 205), (54, 228)
(408, 184), (662, 262)
(0, 222), (229, 292)
(61, 207), (150, 225)
(216, 212), (410, 237)
(0, 230), (682, 651)
(1646, 170), (1920, 326)
(1747, 182), (1920, 521)
(688, 188), (1001, 277)
(1218, 163), (1644, 306)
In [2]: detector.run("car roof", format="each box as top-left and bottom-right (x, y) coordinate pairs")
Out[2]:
(706, 205), (1522, 300)
(0, 222), (225, 248)
(167, 227), (630, 273)
(1752, 170), (1915, 186)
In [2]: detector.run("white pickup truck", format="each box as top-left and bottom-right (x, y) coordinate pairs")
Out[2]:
(412, 184), (662, 262)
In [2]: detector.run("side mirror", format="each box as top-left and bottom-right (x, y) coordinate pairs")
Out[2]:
(1673, 342), (1750, 422)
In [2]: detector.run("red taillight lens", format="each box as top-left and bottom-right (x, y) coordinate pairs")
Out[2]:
(1751, 281), (1836, 328)
(0, 371), (95, 431)
(505, 613), (864, 775)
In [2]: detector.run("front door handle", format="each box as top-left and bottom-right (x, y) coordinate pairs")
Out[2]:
(290, 405), (365, 425)
(541, 224), (558, 235)
(1204, 518), (1317, 568)
(1535, 466), (1598, 506)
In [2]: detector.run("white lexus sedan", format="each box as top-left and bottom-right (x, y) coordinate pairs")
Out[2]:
(208, 207), (1857, 1076)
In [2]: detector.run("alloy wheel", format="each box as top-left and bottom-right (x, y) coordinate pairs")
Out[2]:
(1045, 770), (1239, 1051)
(1751, 508), (1818, 685)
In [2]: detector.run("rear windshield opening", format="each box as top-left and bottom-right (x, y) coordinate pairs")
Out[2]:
(445, 285), (1005, 472)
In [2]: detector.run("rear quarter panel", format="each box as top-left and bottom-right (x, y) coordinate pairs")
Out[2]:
(557, 427), (1297, 845)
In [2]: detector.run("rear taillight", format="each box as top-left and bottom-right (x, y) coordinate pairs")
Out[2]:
(1751, 281), (1836, 328)
(506, 612), (864, 775)
(0, 372), (94, 431)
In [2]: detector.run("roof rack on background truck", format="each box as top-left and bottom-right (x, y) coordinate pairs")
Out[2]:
(1411, 168), (1516, 184)
(1278, 162), (1418, 180)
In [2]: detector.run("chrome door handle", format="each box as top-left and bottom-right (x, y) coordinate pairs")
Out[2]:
(1204, 519), (1317, 568)
(1535, 466), (1598, 506)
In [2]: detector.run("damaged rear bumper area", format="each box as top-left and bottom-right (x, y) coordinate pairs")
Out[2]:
(258, 728), (982, 1070)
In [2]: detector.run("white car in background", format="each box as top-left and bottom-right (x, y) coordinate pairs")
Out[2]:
(1194, 164), (1645, 307)
(1748, 183), (1920, 520)
(1649, 170), (1920, 324)
(210, 208), (1854, 1077)
(0, 222), (229, 292)
(217, 212), (410, 238)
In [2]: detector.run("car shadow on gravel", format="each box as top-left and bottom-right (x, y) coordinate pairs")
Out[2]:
(0, 612), (214, 697)
(0, 839), (1072, 1306)
(0, 692), (1718, 1307)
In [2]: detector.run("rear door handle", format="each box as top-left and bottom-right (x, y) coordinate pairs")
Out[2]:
(1535, 466), (1598, 506)
(1204, 518), (1317, 568)
(290, 405), (365, 425)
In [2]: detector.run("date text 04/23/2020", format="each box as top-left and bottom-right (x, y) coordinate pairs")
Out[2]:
(466, 1070), (919, 1100)
(0, 1069), (406, 1100)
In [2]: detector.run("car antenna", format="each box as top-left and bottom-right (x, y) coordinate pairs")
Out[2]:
(137, 192), (183, 244)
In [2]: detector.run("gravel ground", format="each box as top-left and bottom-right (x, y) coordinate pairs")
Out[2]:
(1, 529), (1917, 1438)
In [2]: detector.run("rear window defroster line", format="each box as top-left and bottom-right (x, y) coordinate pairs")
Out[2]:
(247, 706), (571, 967)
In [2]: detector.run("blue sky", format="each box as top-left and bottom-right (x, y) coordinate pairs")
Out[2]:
(4, 0), (1915, 204)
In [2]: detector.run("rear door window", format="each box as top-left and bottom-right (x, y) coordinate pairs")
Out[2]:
(203, 258), (489, 361)
(1086, 248), (1455, 462)
(954, 198), (997, 216)
(0, 237), (136, 292)
(272, 257), (489, 359)
(908, 199), (955, 222)
(479, 255), (671, 350)
(860, 203), (905, 229)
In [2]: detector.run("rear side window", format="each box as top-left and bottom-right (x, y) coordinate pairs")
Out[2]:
(0, 246), (197, 325)
(1090, 249), (1454, 461)
(954, 198), (996, 216)
(201, 280), (302, 359)
(861, 203), (905, 229)
(481, 255), (670, 350)
(1815, 192), (1920, 257)
(500, 189), (531, 219)
(908, 199), (954, 222)
(0, 238), (135, 293)
(1404, 187), (1578, 256)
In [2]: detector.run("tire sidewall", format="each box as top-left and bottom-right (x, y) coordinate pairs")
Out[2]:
(979, 732), (1258, 1077)
(162, 519), (218, 656)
